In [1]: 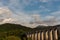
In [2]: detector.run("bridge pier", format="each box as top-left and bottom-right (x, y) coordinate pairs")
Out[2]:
(27, 32), (30, 40)
(27, 34), (29, 40)
(29, 32), (32, 40)
(46, 31), (48, 40)
(41, 31), (44, 40)
(52, 28), (58, 40)
(38, 31), (40, 40)
(35, 31), (37, 40)
(32, 33), (34, 40)
(50, 30), (53, 40)
(55, 29), (58, 40)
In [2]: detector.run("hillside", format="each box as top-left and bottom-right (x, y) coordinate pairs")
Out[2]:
(0, 23), (32, 32)
(0, 23), (32, 40)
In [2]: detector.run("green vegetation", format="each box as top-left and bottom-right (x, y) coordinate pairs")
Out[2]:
(0, 23), (32, 40)
(5, 36), (21, 40)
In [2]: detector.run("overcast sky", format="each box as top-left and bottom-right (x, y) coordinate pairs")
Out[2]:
(0, 0), (60, 28)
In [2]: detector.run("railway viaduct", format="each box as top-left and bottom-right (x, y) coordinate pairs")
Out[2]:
(27, 26), (60, 40)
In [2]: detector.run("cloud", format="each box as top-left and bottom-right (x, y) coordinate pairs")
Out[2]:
(0, 7), (13, 20)
(30, 13), (59, 26)
(2, 18), (14, 23)
(43, 11), (60, 26)
(53, 0), (60, 1)
(0, 2), (4, 6)
(39, 0), (59, 2)
(0, 7), (11, 13)
(51, 11), (60, 16)
(0, 7), (60, 28)
(0, 7), (36, 28)
(50, 11), (60, 25)
(31, 14), (41, 21)
(44, 16), (55, 20)
(0, 7), (17, 24)
(40, 0), (48, 2)
(21, 0), (32, 5)
(9, 0), (20, 6)
(0, 18), (17, 24)
(1, 7), (60, 28)
(0, 7), (48, 28)
(51, 11), (60, 21)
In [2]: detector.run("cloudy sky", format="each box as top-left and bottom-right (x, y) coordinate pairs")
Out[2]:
(0, 0), (60, 28)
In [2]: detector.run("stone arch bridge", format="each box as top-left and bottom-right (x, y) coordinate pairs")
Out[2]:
(27, 26), (60, 40)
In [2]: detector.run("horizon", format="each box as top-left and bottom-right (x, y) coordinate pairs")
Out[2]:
(0, 0), (60, 28)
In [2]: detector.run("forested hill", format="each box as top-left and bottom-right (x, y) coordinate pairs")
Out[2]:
(0, 23), (33, 40)
(0, 23), (32, 32)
